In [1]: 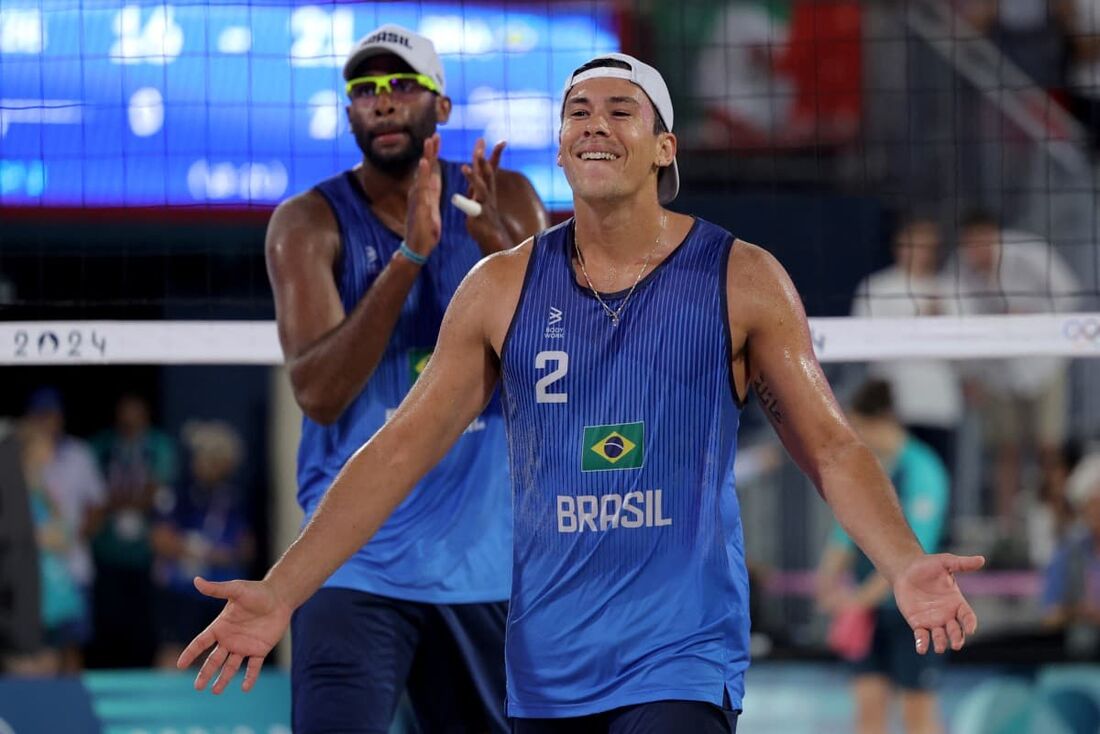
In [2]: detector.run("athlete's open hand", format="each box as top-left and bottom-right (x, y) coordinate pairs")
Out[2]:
(405, 132), (443, 259)
(461, 138), (511, 253)
(893, 553), (985, 655)
(176, 576), (292, 694)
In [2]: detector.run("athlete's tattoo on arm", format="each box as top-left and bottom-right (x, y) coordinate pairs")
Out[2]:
(754, 374), (783, 425)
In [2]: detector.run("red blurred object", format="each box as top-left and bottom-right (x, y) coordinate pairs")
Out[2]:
(827, 606), (876, 661)
(697, 1), (862, 151)
(778, 1), (863, 142)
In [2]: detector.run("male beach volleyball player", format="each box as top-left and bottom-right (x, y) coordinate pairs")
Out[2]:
(264, 24), (545, 734)
(181, 53), (983, 733)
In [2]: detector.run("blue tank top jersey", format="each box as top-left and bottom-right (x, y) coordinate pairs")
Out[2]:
(297, 161), (511, 603)
(499, 218), (750, 717)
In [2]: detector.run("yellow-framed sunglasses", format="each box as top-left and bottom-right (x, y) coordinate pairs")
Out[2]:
(345, 72), (440, 99)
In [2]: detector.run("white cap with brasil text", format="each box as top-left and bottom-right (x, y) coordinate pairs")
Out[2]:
(343, 24), (446, 95)
(561, 52), (679, 204)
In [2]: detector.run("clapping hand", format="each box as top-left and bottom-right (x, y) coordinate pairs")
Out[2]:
(460, 138), (511, 253)
(404, 133), (444, 262)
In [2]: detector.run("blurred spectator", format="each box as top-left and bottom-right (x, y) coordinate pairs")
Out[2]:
(817, 379), (949, 734)
(953, 210), (1080, 534)
(964, 0), (1074, 91)
(151, 420), (253, 669)
(1028, 441), (1083, 567)
(851, 217), (962, 468)
(0, 421), (41, 668)
(5, 426), (89, 676)
(20, 387), (105, 673)
(1040, 452), (1100, 657)
(88, 393), (177, 668)
(1066, 0), (1100, 149)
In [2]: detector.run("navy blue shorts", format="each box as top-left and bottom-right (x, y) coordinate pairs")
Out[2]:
(851, 608), (944, 691)
(511, 701), (739, 734)
(291, 587), (508, 734)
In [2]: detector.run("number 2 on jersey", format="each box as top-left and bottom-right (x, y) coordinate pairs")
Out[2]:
(535, 350), (568, 404)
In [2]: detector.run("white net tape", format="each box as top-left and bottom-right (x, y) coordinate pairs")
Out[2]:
(3, 314), (1100, 365)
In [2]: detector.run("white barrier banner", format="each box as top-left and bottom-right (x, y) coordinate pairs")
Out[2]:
(2, 314), (1100, 365)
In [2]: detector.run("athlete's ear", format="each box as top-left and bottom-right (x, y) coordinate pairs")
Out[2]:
(655, 131), (676, 169)
(435, 95), (452, 125)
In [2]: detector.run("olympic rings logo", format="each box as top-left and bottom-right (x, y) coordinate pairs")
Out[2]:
(1062, 318), (1100, 343)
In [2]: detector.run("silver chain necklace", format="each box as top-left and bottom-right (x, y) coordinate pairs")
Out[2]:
(574, 215), (666, 326)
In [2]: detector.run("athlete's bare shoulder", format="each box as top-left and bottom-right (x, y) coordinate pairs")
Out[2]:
(265, 188), (341, 264)
(719, 237), (815, 401)
(726, 238), (803, 329)
(483, 235), (535, 275)
(727, 238), (783, 288)
(456, 236), (536, 355)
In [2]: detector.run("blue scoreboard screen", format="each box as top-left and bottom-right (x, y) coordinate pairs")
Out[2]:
(0, 1), (618, 209)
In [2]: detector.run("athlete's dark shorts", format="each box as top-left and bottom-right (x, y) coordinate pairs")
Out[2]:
(291, 587), (508, 734)
(511, 701), (740, 734)
(851, 607), (944, 691)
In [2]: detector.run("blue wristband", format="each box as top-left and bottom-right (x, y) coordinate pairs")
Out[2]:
(397, 241), (429, 266)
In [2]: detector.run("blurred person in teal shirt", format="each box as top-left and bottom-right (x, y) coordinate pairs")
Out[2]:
(817, 379), (950, 734)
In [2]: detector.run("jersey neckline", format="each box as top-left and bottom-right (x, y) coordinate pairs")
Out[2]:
(563, 216), (701, 301)
(342, 163), (455, 242)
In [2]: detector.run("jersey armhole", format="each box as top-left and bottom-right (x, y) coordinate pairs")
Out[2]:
(498, 235), (542, 367)
(312, 181), (347, 270)
(720, 236), (746, 410)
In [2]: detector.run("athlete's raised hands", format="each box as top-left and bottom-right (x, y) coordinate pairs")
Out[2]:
(460, 137), (512, 253)
(404, 132), (443, 260)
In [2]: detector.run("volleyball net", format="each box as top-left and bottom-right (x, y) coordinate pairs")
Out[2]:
(4, 5), (1100, 726)
(2, 314), (1100, 365)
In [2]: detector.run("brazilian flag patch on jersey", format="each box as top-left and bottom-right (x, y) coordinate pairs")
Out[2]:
(582, 422), (645, 472)
(408, 348), (433, 384)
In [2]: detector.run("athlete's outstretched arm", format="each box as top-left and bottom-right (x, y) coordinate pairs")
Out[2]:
(726, 241), (984, 656)
(176, 249), (514, 693)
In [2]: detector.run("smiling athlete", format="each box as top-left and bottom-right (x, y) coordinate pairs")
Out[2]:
(183, 52), (981, 734)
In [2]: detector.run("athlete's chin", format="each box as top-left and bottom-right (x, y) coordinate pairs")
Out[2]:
(566, 174), (625, 201)
(364, 145), (422, 175)
(572, 183), (629, 205)
(370, 138), (414, 159)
